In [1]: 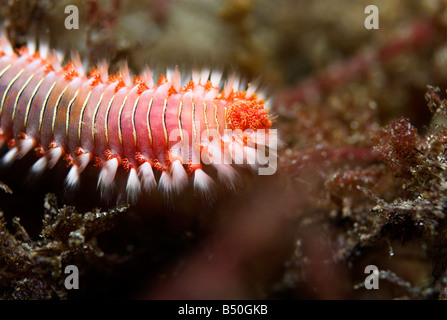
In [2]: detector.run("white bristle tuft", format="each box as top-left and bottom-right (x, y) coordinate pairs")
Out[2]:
(158, 171), (172, 195)
(27, 40), (36, 55)
(200, 146), (211, 165)
(264, 97), (272, 110)
(119, 61), (132, 87)
(194, 168), (215, 201)
(230, 141), (245, 165)
(30, 157), (47, 176)
(246, 82), (258, 99)
(244, 146), (258, 168)
(232, 75), (240, 92)
(224, 74), (236, 98)
(166, 68), (173, 81)
(98, 60), (109, 83)
(18, 137), (35, 158)
(48, 50), (62, 72)
(1, 147), (17, 166)
(126, 167), (141, 203)
(172, 66), (181, 92)
(206, 139), (223, 164)
(192, 70), (200, 84)
(56, 50), (65, 65)
(214, 164), (239, 191)
(70, 51), (85, 76)
(200, 68), (210, 85)
(171, 159), (188, 192)
(141, 66), (154, 88)
(47, 146), (63, 168)
(38, 42), (49, 59)
(138, 162), (157, 192)
(210, 70), (222, 87)
(77, 152), (91, 172)
(2, 40), (13, 56)
(65, 165), (80, 188)
(97, 158), (119, 190)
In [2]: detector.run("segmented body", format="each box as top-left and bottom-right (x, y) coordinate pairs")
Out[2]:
(0, 37), (275, 202)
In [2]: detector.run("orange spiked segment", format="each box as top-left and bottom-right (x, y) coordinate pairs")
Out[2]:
(226, 100), (271, 131)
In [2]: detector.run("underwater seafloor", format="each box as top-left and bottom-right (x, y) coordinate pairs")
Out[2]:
(1, 0), (447, 299)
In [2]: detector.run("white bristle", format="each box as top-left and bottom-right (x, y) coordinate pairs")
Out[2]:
(221, 134), (234, 164)
(119, 61), (132, 87)
(244, 146), (258, 167)
(194, 168), (215, 201)
(246, 82), (258, 99)
(38, 42), (49, 59)
(171, 159), (188, 192)
(192, 70), (200, 84)
(56, 50), (65, 65)
(158, 171), (172, 195)
(27, 40), (36, 55)
(206, 139), (223, 164)
(126, 167), (141, 203)
(166, 68), (173, 81)
(48, 50), (62, 72)
(98, 60), (109, 83)
(77, 152), (91, 172)
(18, 137), (35, 158)
(2, 41), (13, 57)
(138, 162), (157, 192)
(200, 145), (212, 165)
(30, 157), (47, 176)
(47, 146), (63, 168)
(224, 74), (236, 98)
(232, 75), (240, 92)
(230, 141), (244, 165)
(210, 70), (222, 87)
(200, 68), (210, 85)
(70, 51), (85, 76)
(171, 66), (181, 92)
(264, 97), (272, 110)
(97, 158), (119, 190)
(141, 66), (154, 88)
(214, 163), (239, 191)
(65, 165), (80, 188)
(1, 147), (17, 166)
